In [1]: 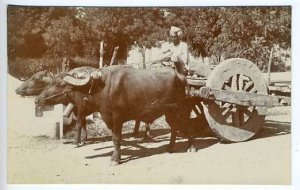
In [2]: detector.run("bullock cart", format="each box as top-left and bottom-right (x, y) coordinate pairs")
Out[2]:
(185, 58), (291, 142)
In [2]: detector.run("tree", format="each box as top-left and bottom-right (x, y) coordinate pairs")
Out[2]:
(7, 6), (48, 59)
(7, 6), (291, 76)
(164, 6), (291, 69)
(79, 7), (168, 65)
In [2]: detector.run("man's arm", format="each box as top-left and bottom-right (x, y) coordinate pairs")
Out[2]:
(179, 42), (188, 66)
(171, 42), (188, 66)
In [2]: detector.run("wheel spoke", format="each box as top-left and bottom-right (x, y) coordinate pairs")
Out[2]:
(223, 83), (232, 91)
(222, 107), (232, 119)
(242, 107), (252, 117)
(221, 74), (255, 126)
(244, 81), (254, 91)
(249, 87), (257, 93)
(238, 109), (245, 126)
(192, 106), (201, 117)
(238, 74), (244, 91)
(241, 75), (250, 82)
(222, 103), (231, 108)
(231, 74), (237, 91)
(232, 109), (243, 127)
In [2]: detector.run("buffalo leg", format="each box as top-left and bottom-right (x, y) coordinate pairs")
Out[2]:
(132, 120), (141, 137)
(81, 118), (88, 142)
(143, 123), (152, 139)
(184, 106), (197, 152)
(186, 128), (196, 152)
(168, 128), (177, 153)
(74, 116), (85, 147)
(111, 121), (122, 166)
(165, 115), (177, 153)
(166, 105), (197, 153)
(133, 121), (152, 139)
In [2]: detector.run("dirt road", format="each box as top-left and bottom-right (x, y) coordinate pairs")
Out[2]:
(7, 75), (291, 184)
(8, 112), (291, 184)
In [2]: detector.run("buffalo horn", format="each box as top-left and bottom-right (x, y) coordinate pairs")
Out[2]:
(90, 70), (102, 80)
(63, 102), (74, 117)
(63, 75), (90, 86)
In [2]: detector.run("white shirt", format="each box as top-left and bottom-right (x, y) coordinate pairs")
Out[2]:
(160, 41), (189, 69)
(170, 41), (189, 67)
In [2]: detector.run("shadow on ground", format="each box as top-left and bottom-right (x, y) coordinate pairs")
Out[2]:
(67, 118), (290, 164)
(84, 128), (219, 164)
(255, 120), (291, 139)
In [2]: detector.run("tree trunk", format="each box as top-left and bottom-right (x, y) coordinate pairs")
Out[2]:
(109, 46), (119, 66)
(142, 46), (146, 69)
(267, 46), (274, 85)
(99, 41), (104, 68)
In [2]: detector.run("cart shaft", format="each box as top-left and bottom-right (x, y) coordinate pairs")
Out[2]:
(190, 86), (290, 107)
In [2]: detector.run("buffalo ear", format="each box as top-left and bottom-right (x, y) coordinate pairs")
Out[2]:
(63, 75), (91, 86)
(42, 76), (52, 83)
(19, 77), (27, 81)
(46, 70), (54, 78)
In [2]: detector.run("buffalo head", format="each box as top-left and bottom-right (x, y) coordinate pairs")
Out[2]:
(34, 66), (100, 117)
(15, 70), (53, 96)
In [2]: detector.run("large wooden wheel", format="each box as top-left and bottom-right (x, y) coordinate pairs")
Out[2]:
(203, 58), (268, 142)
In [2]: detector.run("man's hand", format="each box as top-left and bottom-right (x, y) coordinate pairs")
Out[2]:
(160, 56), (171, 62)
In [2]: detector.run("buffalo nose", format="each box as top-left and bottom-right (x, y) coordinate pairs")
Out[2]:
(35, 98), (39, 105)
(15, 89), (21, 95)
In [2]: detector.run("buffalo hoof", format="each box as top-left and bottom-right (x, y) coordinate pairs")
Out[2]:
(142, 135), (154, 142)
(132, 132), (139, 138)
(187, 145), (197, 153)
(74, 142), (85, 148)
(167, 146), (175, 153)
(110, 160), (120, 166)
(143, 132), (153, 140)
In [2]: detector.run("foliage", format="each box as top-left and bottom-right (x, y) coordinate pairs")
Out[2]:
(7, 6), (291, 77)
(78, 8), (168, 63)
(164, 7), (291, 68)
(9, 57), (61, 79)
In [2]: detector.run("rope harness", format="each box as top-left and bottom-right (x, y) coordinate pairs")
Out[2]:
(40, 89), (72, 101)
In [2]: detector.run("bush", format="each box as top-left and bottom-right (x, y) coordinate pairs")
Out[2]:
(69, 56), (99, 69)
(8, 56), (100, 79)
(9, 57), (45, 79)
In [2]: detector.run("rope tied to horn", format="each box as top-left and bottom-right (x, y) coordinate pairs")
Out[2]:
(63, 69), (102, 87)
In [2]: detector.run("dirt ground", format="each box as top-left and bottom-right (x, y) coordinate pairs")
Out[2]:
(7, 75), (291, 184)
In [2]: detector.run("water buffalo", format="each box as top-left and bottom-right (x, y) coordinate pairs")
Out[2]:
(14, 69), (78, 125)
(15, 70), (53, 96)
(17, 69), (150, 141)
(35, 65), (196, 165)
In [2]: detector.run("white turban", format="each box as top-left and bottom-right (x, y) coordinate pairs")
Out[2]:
(169, 26), (183, 37)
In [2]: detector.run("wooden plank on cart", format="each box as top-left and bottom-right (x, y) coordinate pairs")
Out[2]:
(262, 72), (291, 84)
(193, 86), (291, 107)
(186, 76), (206, 86)
(268, 85), (291, 93)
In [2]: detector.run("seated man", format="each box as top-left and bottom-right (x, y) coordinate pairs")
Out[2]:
(160, 26), (189, 76)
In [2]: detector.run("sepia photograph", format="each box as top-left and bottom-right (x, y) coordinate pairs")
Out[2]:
(1, 1), (298, 189)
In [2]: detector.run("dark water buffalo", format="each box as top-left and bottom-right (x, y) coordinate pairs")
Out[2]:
(14, 70), (78, 126)
(15, 70), (53, 96)
(17, 68), (149, 138)
(35, 65), (196, 165)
